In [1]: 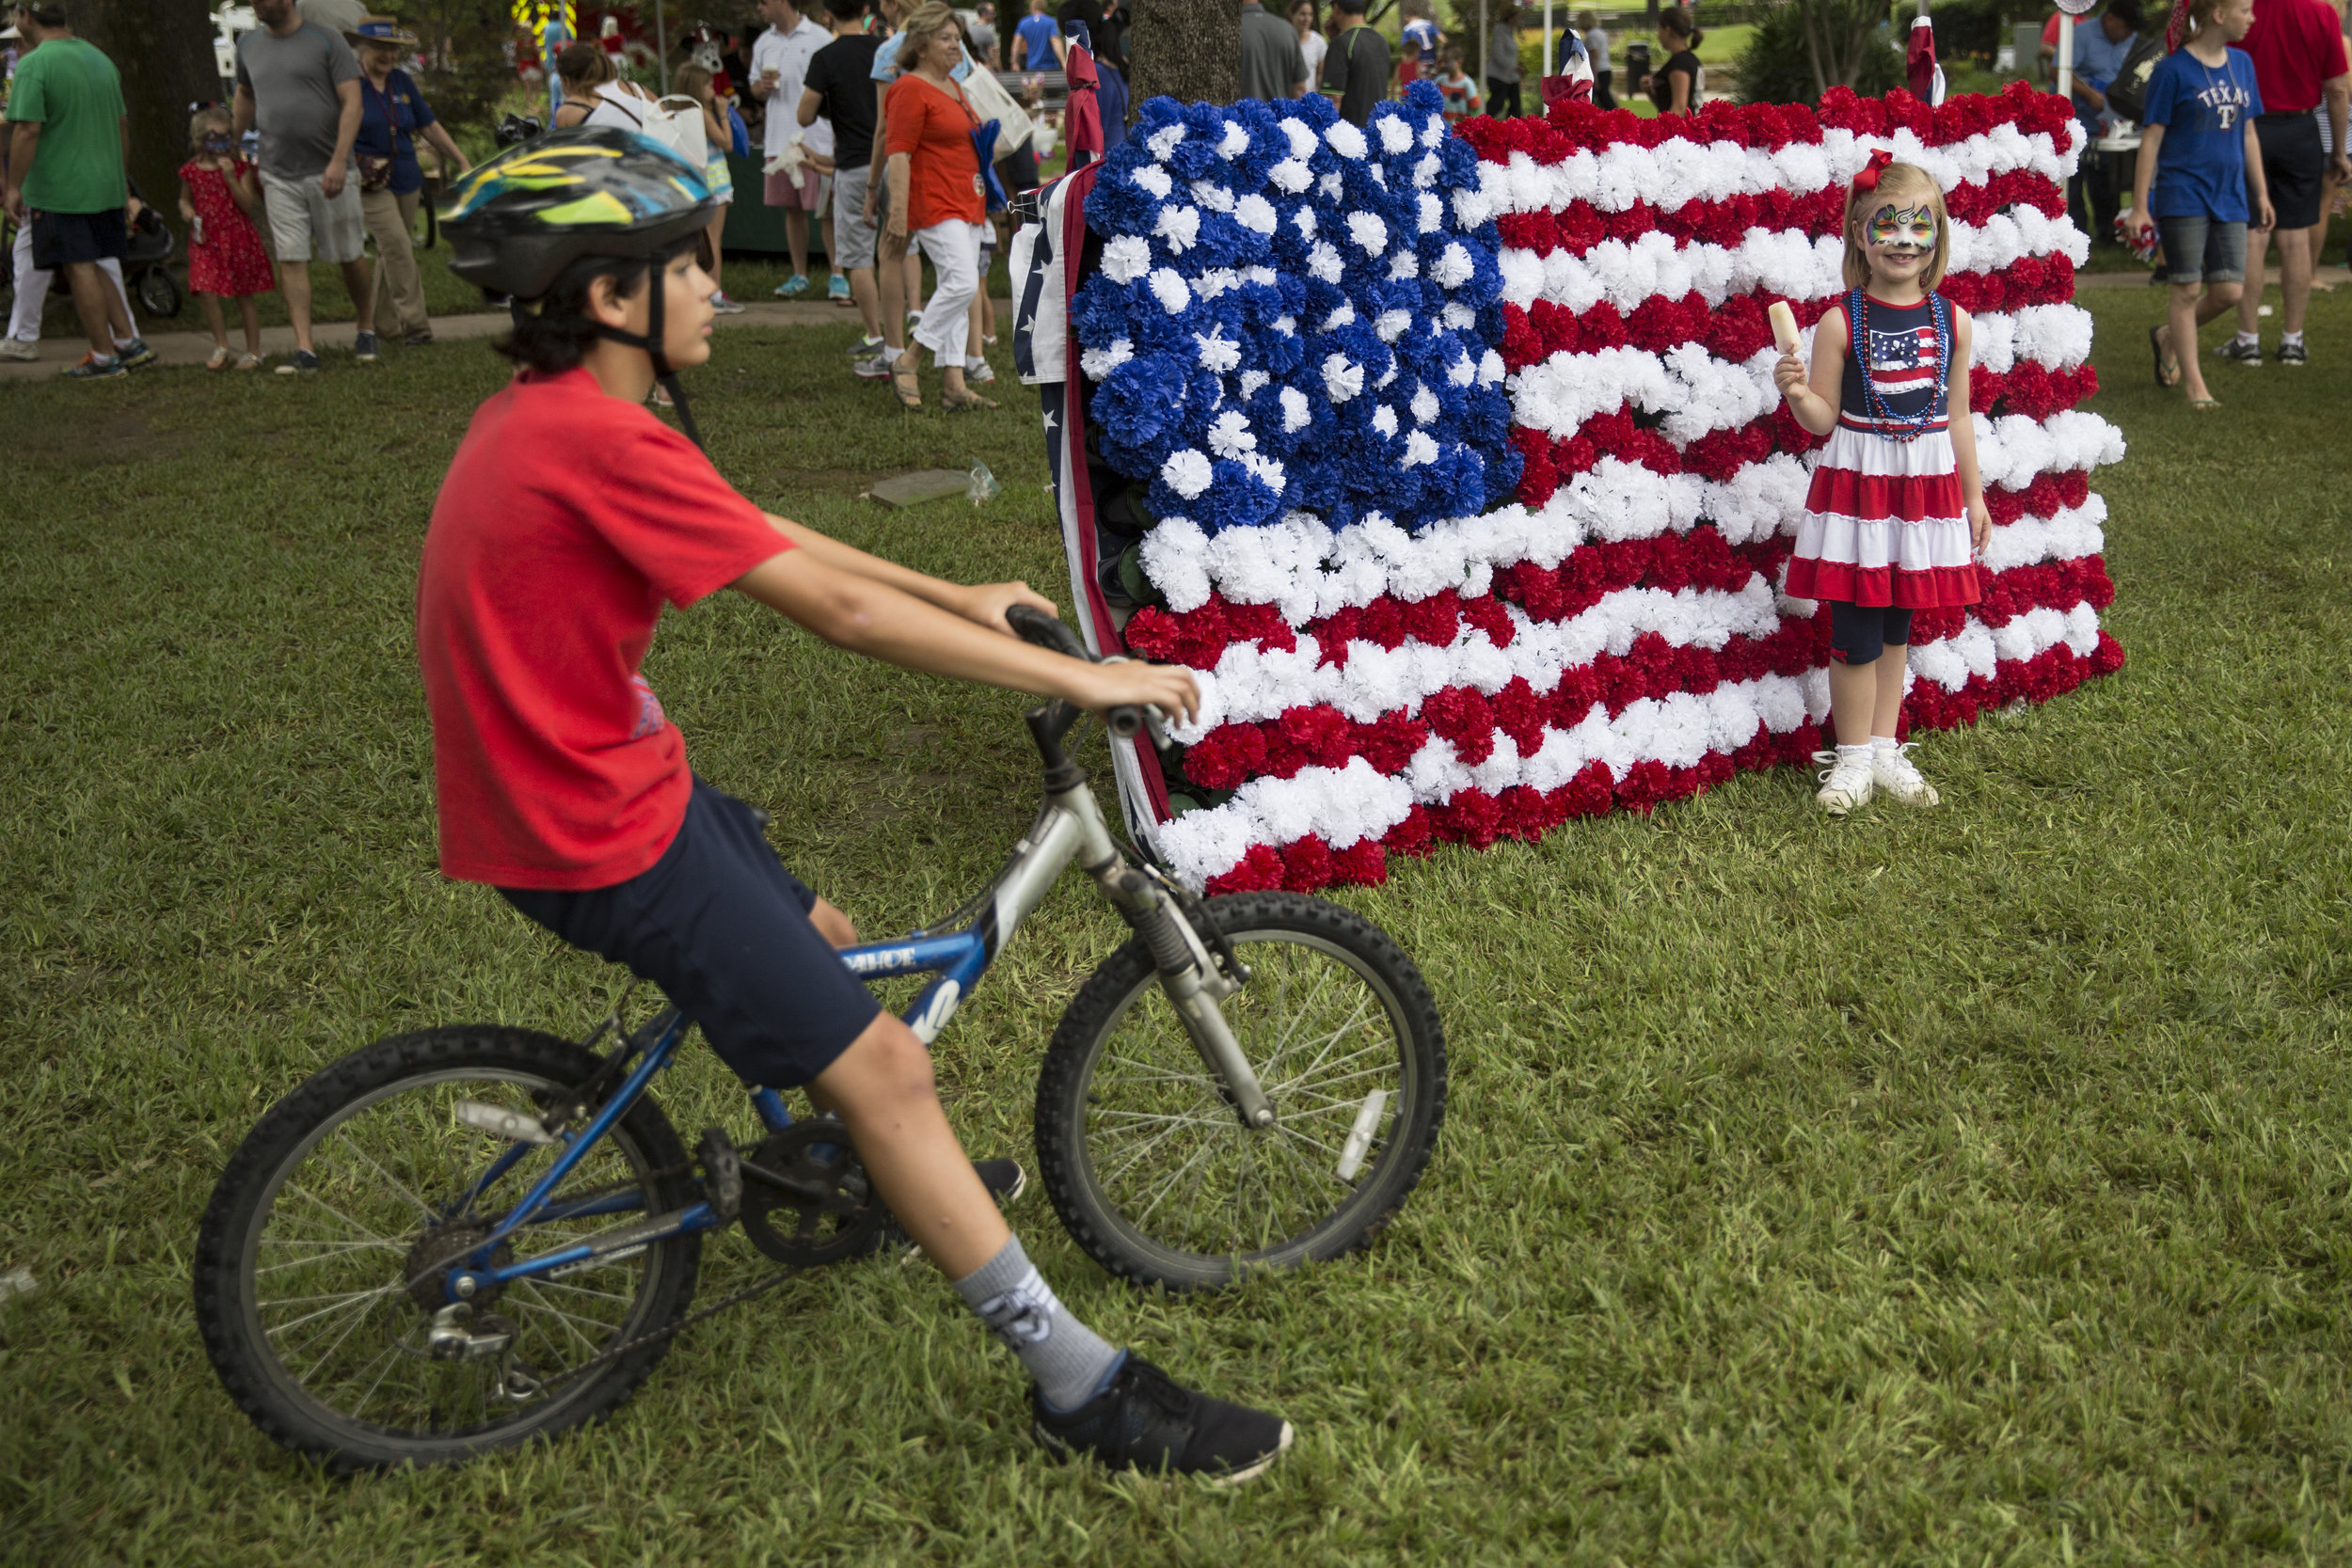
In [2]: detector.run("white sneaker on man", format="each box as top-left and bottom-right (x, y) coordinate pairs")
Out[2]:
(1871, 740), (1940, 806)
(1812, 748), (1875, 816)
(0, 337), (36, 361)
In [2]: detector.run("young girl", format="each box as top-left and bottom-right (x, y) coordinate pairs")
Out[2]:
(1436, 43), (1484, 121)
(2124, 0), (2272, 406)
(176, 107), (274, 371)
(1774, 154), (1993, 816)
(671, 63), (744, 313)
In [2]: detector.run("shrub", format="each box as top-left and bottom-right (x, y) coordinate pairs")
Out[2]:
(1734, 0), (1904, 104)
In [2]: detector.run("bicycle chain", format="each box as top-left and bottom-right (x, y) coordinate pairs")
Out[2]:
(530, 1258), (803, 1397)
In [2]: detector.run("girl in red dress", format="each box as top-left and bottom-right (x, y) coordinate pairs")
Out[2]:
(177, 108), (277, 371)
(1773, 153), (1993, 816)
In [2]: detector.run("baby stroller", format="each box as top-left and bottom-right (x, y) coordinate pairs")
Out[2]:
(122, 199), (181, 318)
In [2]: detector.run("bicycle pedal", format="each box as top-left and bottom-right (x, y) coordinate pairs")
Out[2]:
(698, 1126), (743, 1221)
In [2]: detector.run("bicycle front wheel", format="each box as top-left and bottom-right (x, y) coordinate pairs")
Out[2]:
(1035, 891), (1445, 1291)
(192, 1026), (702, 1471)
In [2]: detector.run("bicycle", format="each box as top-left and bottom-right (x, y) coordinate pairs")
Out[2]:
(193, 607), (1448, 1471)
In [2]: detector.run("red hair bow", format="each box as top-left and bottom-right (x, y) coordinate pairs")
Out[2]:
(1851, 149), (1895, 194)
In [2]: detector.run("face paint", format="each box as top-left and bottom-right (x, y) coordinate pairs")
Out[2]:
(1867, 203), (1938, 250)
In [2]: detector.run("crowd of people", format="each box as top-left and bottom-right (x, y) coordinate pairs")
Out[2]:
(4, 0), (2345, 388)
(2, 0), (472, 376)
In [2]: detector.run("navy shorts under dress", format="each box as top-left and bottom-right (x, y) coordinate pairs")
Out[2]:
(501, 777), (882, 1089)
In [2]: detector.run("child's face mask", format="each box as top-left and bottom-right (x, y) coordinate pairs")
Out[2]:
(1867, 203), (1937, 252)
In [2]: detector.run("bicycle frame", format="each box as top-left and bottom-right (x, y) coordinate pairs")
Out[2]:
(437, 763), (1133, 1305)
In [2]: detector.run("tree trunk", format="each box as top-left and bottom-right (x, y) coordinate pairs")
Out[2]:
(1127, 0), (1243, 110)
(68, 0), (223, 220)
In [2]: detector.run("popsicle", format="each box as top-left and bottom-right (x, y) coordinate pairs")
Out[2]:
(1768, 300), (1801, 356)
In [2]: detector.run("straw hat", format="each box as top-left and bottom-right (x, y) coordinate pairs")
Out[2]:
(344, 15), (421, 49)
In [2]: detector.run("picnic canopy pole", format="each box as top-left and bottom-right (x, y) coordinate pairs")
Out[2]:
(655, 0), (667, 76)
(2057, 11), (2073, 100)
(1543, 0), (1552, 77)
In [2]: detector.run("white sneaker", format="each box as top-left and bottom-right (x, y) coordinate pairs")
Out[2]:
(0, 337), (36, 361)
(1812, 750), (1875, 816)
(1872, 741), (1941, 806)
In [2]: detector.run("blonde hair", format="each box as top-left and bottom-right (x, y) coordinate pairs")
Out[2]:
(188, 104), (233, 152)
(672, 61), (717, 112)
(1841, 161), (1950, 291)
(896, 2), (960, 71)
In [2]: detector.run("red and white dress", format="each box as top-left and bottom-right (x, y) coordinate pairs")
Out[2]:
(179, 158), (276, 299)
(1784, 291), (1979, 609)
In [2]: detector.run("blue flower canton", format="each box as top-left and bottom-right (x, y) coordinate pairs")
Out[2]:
(1074, 82), (1519, 537)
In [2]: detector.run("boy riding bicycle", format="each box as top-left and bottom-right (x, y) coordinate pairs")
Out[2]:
(420, 128), (1291, 1482)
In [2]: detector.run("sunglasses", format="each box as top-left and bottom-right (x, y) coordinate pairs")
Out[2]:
(1866, 203), (1938, 249)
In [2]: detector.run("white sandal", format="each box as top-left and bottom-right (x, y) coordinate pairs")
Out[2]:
(205, 345), (231, 371)
(234, 353), (265, 372)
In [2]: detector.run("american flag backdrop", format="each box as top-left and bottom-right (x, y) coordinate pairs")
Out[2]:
(1062, 87), (2126, 895)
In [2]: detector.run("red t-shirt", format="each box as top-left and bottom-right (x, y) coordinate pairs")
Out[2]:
(2239, 0), (2349, 115)
(417, 368), (789, 890)
(884, 72), (985, 230)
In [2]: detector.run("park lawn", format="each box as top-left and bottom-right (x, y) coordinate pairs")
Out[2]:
(4, 286), (2351, 1565)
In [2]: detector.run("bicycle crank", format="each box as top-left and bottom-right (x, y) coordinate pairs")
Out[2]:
(737, 1120), (891, 1268)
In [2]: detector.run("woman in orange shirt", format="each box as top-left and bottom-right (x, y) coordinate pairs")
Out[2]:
(883, 3), (994, 409)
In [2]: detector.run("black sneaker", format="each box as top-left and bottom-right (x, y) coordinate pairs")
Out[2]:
(2216, 336), (2263, 366)
(118, 337), (157, 369)
(353, 330), (380, 363)
(973, 1157), (1026, 1205)
(1032, 1354), (1293, 1485)
(2278, 338), (2307, 365)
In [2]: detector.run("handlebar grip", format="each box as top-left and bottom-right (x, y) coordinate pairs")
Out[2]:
(1104, 705), (1144, 738)
(1006, 603), (1091, 660)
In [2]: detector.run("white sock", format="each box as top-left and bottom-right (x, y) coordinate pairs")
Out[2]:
(2282, 330), (2305, 346)
(1836, 741), (1873, 767)
(882, 344), (901, 364)
(1871, 736), (1900, 753)
(2233, 331), (2260, 346)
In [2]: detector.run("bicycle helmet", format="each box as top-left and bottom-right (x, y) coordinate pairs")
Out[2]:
(439, 127), (719, 443)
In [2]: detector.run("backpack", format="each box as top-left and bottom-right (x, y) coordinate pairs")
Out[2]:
(583, 84), (710, 172)
(2105, 32), (2166, 125)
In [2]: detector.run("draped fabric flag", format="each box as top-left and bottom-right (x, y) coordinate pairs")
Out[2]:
(1065, 82), (2125, 895)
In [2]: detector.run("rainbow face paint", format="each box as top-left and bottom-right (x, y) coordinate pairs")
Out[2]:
(1867, 203), (1938, 250)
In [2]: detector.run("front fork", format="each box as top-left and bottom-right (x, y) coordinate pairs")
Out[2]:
(1055, 784), (1276, 1130)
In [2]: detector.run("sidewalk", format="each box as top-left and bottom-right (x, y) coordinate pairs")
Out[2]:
(0, 294), (1017, 382)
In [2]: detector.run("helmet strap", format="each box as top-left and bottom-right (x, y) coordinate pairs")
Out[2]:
(593, 262), (706, 449)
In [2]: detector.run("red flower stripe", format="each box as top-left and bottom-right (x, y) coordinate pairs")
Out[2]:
(1201, 629), (2127, 896)
(1490, 167), (2066, 261)
(1452, 81), (2074, 166)
(1171, 561), (2112, 793)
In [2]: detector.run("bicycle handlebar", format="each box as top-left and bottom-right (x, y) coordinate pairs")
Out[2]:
(1005, 605), (1148, 739)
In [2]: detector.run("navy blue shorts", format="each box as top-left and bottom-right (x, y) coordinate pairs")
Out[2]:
(1826, 600), (1915, 665)
(28, 207), (127, 269)
(501, 778), (882, 1089)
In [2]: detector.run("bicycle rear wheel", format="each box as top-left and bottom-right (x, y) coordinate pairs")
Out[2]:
(1035, 891), (1445, 1291)
(193, 1026), (701, 1471)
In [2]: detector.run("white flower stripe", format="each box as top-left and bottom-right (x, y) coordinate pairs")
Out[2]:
(1456, 124), (2087, 226)
(1508, 340), (2093, 448)
(1493, 206), (2089, 315)
(1156, 598), (2106, 887)
(1163, 580), (1786, 735)
(1137, 413), (2121, 620)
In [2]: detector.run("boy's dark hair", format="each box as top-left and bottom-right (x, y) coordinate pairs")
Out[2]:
(824, 0), (863, 20)
(2106, 0), (2145, 28)
(494, 248), (672, 374)
(1332, 0), (1367, 16)
(20, 4), (68, 27)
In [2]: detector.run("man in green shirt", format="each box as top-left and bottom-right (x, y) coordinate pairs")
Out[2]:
(3, 3), (135, 378)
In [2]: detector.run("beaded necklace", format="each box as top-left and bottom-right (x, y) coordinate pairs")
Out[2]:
(1848, 285), (1950, 444)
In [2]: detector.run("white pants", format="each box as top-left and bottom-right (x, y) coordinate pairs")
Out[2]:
(9, 219), (136, 345)
(911, 218), (983, 369)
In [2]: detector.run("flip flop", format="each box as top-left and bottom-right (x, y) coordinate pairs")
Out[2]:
(2149, 325), (2181, 388)
(2189, 396), (2219, 409)
(204, 345), (231, 371)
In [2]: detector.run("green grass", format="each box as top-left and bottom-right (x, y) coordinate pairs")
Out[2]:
(5, 288), (2351, 1564)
